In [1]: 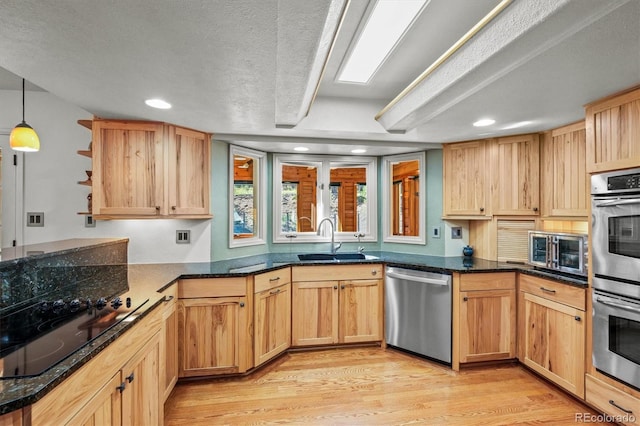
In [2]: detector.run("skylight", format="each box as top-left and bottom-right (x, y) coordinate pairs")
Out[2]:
(337, 0), (428, 84)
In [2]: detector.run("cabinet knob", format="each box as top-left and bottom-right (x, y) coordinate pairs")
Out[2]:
(371, 270), (377, 276)
(172, 206), (176, 211)
(116, 382), (126, 393)
(126, 372), (135, 383)
(463, 296), (468, 302)
(239, 302), (245, 307)
(533, 207), (539, 212)
(155, 206), (160, 212)
(334, 285), (338, 289)
(479, 207), (484, 212)
(574, 316), (581, 322)
(341, 285), (345, 290)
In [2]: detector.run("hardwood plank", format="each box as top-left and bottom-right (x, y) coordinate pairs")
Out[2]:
(164, 347), (610, 425)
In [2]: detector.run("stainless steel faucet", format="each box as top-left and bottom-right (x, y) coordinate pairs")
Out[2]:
(317, 217), (341, 254)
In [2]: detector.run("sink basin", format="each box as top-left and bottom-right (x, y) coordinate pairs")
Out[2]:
(297, 253), (375, 261)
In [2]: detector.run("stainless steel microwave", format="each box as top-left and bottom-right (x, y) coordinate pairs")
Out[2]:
(528, 231), (588, 276)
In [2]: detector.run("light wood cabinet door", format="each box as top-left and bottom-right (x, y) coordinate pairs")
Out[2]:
(521, 292), (585, 398)
(92, 120), (165, 217)
(493, 134), (540, 215)
(585, 86), (640, 173)
(121, 331), (160, 426)
(254, 282), (291, 366)
(167, 126), (211, 216)
(339, 279), (382, 344)
(541, 122), (588, 218)
(160, 287), (179, 403)
(443, 140), (490, 217)
(65, 371), (123, 426)
(459, 289), (516, 363)
(178, 296), (250, 377)
(292, 281), (339, 346)
(0, 410), (22, 426)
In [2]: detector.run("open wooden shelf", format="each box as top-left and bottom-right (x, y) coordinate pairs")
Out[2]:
(77, 119), (92, 130)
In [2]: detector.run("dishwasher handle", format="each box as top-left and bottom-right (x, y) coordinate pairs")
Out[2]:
(385, 269), (450, 286)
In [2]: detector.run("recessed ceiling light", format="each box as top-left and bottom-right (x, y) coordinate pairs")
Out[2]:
(337, 0), (427, 84)
(473, 119), (495, 127)
(294, 146), (309, 152)
(351, 148), (367, 154)
(145, 98), (172, 109)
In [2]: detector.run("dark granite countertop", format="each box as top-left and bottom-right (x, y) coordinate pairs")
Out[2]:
(0, 250), (587, 414)
(0, 238), (128, 265)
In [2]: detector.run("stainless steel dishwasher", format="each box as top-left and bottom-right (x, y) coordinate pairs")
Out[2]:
(385, 266), (452, 364)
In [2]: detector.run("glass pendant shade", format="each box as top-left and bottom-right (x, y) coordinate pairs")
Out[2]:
(10, 122), (40, 152)
(11, 78), (40, 152)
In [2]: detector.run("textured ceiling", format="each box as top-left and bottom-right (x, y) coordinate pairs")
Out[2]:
(0, 0), (637, 155)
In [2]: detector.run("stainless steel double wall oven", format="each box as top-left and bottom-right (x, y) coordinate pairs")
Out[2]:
(591, 167), (640, 390)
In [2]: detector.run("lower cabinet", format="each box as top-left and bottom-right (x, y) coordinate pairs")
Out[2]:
(518, 274), (586, 398)
(160, 284), (179, 403)
(291, 264), (383, 347)
(66, 332), (161, 426)
(456, 272), (517, 366)
(254, 269), (292, 367)
(29, 306), (163, 425)
(586, 374), (640, 426)
(177, 278), (252, 377)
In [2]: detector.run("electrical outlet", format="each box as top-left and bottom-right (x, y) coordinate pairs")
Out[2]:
(27, 212), (44, 227)
(176, 230), (191, 244)
(84, 215), (96, 228)
(451, 227), (462, 239)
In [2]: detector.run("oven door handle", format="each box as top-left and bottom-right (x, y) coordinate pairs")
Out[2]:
(595, 198), (640, 207)
(597, 297), (640, 315)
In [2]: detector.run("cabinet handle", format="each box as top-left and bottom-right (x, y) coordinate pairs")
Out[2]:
(609, 400), (633, 414)
(539, 287), (556, 294)
(341, 285), (345, 290)
(463, 297), (468, 301)
(171, 206), (176, 211)
(574, 316), (581, 322)
(126, 372), (134, 383)
(239, 302), (245, 307)
(533, 207), (538, 212)
(269, 277), (280, 282)
(479, 207), (485, 212)
(155, 206), (160, 213)
(116, 382), (126, 393)
(269, 289), (281, 295)
(334, 285), (338, 289)
(163, 295), (174, 303)
(371, 270), (377, 276)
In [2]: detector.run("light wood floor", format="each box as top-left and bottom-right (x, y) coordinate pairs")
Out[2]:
(164, 347), (610, 425)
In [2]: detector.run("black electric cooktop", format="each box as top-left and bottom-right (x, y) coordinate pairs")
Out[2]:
(0, 295), (148, 378)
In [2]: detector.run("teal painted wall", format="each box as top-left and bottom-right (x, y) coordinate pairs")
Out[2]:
(211, 140), (446, 260)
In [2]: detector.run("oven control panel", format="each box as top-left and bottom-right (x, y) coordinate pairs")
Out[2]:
(592, 167), (640, 194)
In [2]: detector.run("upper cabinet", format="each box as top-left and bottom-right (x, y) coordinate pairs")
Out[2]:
(443, 140), (491, 218)
(91, 119), (211, 219)
(585, 85), (640, 173)
(493, 134), (540, 216)
(541, 122), (588, 219)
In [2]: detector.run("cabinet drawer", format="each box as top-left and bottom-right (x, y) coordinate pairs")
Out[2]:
(586, 374), (640, 425)
(178, 278), (247, 298)
(160, 283), (178, 308)
(518, 274), (585, 310)
(459, 272), (515, 291)
(292, 264), (382, 282)
(254, 268), (291, 293)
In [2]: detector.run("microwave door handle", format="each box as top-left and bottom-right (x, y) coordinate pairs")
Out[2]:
(597, 297), (640, 315)
(595, 198), (640, 207)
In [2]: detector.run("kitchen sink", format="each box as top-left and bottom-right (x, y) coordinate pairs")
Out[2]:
(297, 253), (377, 261)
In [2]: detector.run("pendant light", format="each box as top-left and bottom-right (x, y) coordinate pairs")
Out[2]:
(10, 78), (40, 152)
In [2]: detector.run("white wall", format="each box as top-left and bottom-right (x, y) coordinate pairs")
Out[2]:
(0, 89), (211, 263)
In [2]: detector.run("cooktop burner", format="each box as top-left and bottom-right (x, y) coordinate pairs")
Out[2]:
(0, 296), (148, 378)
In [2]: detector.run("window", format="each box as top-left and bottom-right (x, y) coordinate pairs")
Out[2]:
(273, 154), (377, 243)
